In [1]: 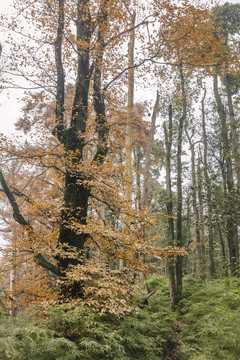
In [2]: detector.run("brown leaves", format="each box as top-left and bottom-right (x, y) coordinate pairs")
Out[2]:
(58, 261), (136, 314)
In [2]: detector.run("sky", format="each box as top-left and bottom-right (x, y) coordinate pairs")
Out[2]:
(0, 0), (22, 136)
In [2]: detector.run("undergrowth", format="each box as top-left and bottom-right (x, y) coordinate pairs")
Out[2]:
(0, 275), (239, 359)
(0, 276), (176, 360)
(179, 276), (240, 360)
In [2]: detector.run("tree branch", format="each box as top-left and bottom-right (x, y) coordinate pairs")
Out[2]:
(0, 169), (60, 276)
(53, 0), (65, 143)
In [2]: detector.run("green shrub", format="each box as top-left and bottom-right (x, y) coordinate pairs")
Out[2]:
(0, 319), (82, 360)
(0, 278), (177, 360)
(5, 275), (240, 359)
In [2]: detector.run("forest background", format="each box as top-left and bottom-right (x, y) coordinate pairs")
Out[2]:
(0, 0), (239, 353)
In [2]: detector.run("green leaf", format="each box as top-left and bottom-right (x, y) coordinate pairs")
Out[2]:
(0, 299), (7, 310)
(28, 332), (38, 342)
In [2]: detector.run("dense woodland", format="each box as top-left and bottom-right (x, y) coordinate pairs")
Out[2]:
(0, 0), (240, 358)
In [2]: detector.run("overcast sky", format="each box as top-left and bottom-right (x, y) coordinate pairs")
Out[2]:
(0, 0), (21, 136)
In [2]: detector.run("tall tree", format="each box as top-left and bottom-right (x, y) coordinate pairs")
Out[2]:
(185, 126), (204, 278)
(1, 0), (188, 311)
(201, 84), (215, 277)
(164, 104), (176, 309)
(213, 74), (239, 275)
(175, 66), (186, 303)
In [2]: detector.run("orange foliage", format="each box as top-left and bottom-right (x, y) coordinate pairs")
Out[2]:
(0, 0), (232, 314)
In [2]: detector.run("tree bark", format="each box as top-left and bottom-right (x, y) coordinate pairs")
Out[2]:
(224, 73), (240, 188)
(213, 74), (239, 276)
(141, 91), (159, 208)
(56, 0), (109, 297)
(197, 155), (206, 279)
(175, 66), (186, 303)
(53, 0), (65, 143)
(185, 129), (203, 278)
(125, 11), (136, 194)
(120, 10), (136, 273)
(201, 85), (215, 277)
(164, 104), (176, 309)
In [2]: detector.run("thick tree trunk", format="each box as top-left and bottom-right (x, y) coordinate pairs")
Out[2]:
(56, 0), (92, 297)
(57, 0), (110, 297)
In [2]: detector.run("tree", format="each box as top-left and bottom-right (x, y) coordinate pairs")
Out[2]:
(1, 0), (189, 312)
(164, 104), (176, 308)
(200, 83), (215, 277)
(1, 0), (236, 312)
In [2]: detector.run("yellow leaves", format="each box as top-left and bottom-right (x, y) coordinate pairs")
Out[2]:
(59, 261), (136, 314)
(0, 255), (56, 309)
(153, 0), (228, 74)
(0, 0), (199, 315)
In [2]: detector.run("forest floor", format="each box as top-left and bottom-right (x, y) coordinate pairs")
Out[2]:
(175, 276), (240, 359)
(0, 276), (239, 359)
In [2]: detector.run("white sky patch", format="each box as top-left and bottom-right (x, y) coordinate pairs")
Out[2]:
(0, 0), (23, 136)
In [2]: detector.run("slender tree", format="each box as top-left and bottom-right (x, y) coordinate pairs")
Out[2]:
(201, 84), (215, 277)
(213, 74), (239, 275)
(164, 104), (176, 308)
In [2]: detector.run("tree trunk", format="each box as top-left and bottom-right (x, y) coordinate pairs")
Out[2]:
(224, 74), (240, 188)
(197, 155), (206, 279)
(201, 85), (215, 277)
(135, 91), (159, 289)
(141, 91), (159, 208)
(164, 104), (176, 309)
(120, 10), (136, 272)
(175, 66), (186, 303)
(125, 11), (136, 194)
(57, 0), (110, 297)
(213, 74), (239, 276)
(134, 146), (141, 211)
(185, 129), (203, 278)
(217, 217), (228, 275)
